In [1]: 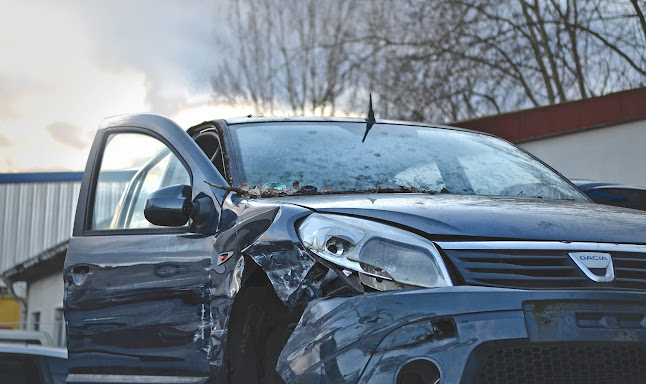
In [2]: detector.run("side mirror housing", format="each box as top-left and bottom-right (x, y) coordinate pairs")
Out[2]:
(144, 184), (192, 226)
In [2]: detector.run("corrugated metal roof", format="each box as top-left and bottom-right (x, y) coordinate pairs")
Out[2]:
(0, 180), (81, 274)
(3, 240), (68, 282)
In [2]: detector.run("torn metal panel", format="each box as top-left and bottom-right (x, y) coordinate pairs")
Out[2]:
(276, 295), (395, 384)
(207, 194), (278, 376)
(207, 194), (316, 376)
(243, 240), (319, 309)
(218, 194), (321, 308)
(278, 287), (646, 383)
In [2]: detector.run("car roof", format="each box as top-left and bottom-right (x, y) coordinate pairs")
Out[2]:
(216, 116), (491, 136)
(0, 342), (67, 358)
(0, 329), (54, 346)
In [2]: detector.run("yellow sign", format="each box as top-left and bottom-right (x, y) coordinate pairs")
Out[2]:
(0, 296), (21, 329)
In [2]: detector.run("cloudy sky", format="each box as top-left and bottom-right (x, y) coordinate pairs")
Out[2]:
(0, 0), (248, 172)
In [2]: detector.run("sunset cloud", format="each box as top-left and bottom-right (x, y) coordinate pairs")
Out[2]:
(46, 122), (89, 150)
(0, 133), (10, 147)
(0, 0), (241, 172)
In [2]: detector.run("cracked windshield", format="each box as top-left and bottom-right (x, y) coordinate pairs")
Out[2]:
(230, 122), (587, 201)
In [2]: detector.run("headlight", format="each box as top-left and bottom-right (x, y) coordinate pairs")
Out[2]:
(298, 213), (452, 289)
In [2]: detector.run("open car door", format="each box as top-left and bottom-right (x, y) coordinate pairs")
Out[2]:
(64, 114), (227, 384)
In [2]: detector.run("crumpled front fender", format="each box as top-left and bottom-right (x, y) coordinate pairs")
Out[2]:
(241, 205), (323, 308)
(216, 194), (323, 308)
(210, 194), (322, 377)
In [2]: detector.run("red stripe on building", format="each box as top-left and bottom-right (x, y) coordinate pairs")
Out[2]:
(456, 87), (646, 143)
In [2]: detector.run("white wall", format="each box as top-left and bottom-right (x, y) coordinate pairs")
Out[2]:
(520, 119), (646, 187)
(26, 272), (65, 346)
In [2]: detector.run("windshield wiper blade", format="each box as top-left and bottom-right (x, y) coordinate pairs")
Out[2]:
(368, 186), (449, 194)
(205, 180), (451, 198)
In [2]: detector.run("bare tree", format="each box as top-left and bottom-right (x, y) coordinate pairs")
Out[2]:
(213, 0), (365, 116)
(364, 0), (646, 121)
(631, 0), (646, 42)
(214, 0), (646, 122)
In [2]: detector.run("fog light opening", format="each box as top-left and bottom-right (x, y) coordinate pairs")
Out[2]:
(396, 359), (441, 384)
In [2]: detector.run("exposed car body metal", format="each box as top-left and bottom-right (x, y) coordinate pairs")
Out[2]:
(276, 288), (646, 383)
(64, 114), (646, 383)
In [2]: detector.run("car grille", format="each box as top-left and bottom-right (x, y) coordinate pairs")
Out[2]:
(442, 249), (646, 290)
(475, 343), (646, 384)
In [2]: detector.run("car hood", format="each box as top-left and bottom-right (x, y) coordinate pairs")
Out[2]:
(265, 193), (646, 244)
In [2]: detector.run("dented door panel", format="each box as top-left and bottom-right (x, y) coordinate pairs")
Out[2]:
(64, 234), (214, 377)
(65, 114), (227, 381)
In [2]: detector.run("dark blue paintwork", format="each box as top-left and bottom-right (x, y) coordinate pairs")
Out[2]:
(276, 288), (646, 383)
(63, 115), (646, 383)
(265, 193), (646, 244)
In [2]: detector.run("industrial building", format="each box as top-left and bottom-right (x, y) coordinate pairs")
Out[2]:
(459, 86), (646, 187)
(0, 172), (81, 345)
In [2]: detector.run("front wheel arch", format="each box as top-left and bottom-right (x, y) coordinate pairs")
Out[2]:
(224, 264), (304, 384)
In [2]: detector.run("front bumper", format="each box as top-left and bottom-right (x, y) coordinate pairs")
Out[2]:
(277, 287), (646, 383)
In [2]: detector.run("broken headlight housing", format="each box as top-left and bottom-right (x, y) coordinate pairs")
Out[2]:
(298, 213), (452, 289)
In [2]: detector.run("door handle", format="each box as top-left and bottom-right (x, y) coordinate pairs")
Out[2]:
(70, 265), (93, 286)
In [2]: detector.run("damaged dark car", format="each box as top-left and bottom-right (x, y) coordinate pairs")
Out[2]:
(64, 114), (646, 384)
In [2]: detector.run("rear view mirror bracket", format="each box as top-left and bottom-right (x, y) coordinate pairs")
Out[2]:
(190, 192), (215, 226)
(144, 184), (193, 227)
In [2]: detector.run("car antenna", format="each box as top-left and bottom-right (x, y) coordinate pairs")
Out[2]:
(361, 94), (376, 143)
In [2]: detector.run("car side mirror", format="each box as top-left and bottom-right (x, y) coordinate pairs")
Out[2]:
(144, 184), (192, 227)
